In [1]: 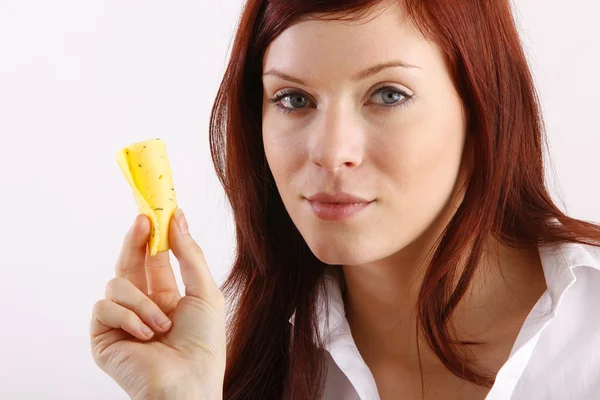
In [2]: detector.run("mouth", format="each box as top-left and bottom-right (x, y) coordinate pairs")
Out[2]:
(304, 194), (374, 221)
(305, 192), (372, 204)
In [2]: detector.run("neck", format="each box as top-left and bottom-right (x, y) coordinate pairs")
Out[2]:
(341, 236), (547, 370)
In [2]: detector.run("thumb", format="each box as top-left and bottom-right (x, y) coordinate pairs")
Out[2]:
(169, 208), (221, 299)
(168, 209), (226, 355)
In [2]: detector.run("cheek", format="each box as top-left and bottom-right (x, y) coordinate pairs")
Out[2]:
(418, 131), (463, 186)
(380, 108), (466, 209)
(262, 124), (305, 197)
(263, 115), (284, 174)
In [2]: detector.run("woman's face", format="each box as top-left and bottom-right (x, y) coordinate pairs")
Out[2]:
(261, 2), (470, 267)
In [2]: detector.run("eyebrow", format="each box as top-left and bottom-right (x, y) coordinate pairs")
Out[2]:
(262, 60), (420, 86)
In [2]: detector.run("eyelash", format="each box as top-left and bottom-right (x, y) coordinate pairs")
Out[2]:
(268, 86), (413, 115)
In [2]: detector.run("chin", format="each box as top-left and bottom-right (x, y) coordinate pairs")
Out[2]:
(303, 234), (381, 266)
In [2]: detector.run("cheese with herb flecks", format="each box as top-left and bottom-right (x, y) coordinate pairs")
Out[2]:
(116, 138), (178, 256)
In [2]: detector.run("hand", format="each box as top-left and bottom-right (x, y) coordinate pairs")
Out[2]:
(90, 210), (226, 400)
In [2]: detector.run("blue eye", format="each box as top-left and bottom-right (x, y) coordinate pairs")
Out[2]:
(268, 86), (413, 114)
(271, 91), (309, 112)
(372, 87), (408, 106)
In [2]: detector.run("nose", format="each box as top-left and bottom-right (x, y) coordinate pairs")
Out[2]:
(308, 104), (364, 171)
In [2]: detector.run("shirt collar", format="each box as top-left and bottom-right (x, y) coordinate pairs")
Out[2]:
(288, 223), (600, 400)
(289, 226), (600, 339)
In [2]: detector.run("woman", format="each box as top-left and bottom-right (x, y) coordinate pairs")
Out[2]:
(90, 0), (600, 399)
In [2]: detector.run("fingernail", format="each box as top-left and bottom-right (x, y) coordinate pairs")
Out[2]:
(174, 208), (189, 235)
(140, 324), (154, 338)
(154, 314), (172, 330)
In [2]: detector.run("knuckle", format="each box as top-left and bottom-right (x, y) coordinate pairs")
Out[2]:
(187, 241), (205, 259)
(123, 309), (140, 326)
(92, 299), (108, 317)
(104, 277), (127, 299)
(195, 290), (225, 313)
(104, 278), (117, 298)
(139, 296), (157, 314)
(183, 295), (214, 314)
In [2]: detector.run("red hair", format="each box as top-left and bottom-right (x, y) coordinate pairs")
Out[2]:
(208, 0), (600, 398)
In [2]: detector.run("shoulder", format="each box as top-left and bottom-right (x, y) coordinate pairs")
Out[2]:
(515, 242), (600, 398)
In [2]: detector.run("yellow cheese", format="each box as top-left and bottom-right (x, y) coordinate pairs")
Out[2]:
(116, 138), (178, 256)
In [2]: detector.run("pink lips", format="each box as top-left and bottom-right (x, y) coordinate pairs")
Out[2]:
(305, 192), (374, 221)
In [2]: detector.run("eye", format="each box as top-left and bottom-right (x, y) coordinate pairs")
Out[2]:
(268, 90), (313, 114)
(370, 86), (411, 107)
(268, 85), (413, 114)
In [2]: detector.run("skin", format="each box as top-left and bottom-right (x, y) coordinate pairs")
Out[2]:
(261, 2), (547, 399)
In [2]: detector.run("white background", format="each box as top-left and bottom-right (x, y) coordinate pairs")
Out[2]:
(0, 1), (598, 399)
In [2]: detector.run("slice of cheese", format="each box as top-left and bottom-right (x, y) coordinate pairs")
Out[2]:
(116, 138), (178, 256)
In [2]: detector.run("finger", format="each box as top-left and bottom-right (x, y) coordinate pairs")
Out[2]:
(105, 277), (173, 332)
(169, 209), (220, 299)
(144, 246), (179, 296)
(115, 214), (151, 294)
(91, 299), (155, 341)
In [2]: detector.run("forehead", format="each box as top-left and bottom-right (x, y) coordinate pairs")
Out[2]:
(262, 2), (435, 84)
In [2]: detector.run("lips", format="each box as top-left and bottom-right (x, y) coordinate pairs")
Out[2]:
(305, 192), (374, 221)
(305, 192), (372, 204)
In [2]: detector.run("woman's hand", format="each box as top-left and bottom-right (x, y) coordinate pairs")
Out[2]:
(90, 210), (226, 400)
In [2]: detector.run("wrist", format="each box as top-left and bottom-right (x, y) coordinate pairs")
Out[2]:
(133, 383), (222, 400)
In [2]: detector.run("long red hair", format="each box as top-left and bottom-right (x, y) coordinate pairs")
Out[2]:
(208, 0), (600, 398)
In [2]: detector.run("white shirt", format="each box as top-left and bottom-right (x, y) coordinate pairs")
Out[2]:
(290, 240), (600, 399)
